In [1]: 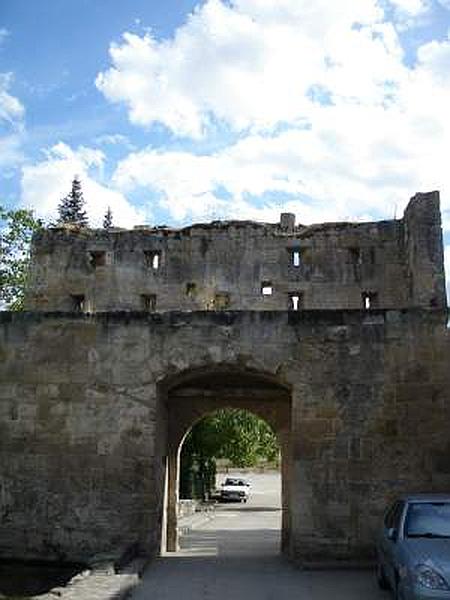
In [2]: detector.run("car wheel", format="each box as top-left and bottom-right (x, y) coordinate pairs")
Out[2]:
(376, 561), (390, 590)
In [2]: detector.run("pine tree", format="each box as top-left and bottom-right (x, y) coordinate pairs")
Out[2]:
(57, 177), (88, 226)
(103, 206), (113, 229)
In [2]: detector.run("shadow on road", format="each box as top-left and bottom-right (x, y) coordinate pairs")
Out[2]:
(0, 560), (84, 597)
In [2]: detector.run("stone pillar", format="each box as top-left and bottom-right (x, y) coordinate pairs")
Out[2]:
(166, 443), (180, 552)
(403, 191), (446, 309)
(280, 213), (296, 232)
(279, 429), (292, 555)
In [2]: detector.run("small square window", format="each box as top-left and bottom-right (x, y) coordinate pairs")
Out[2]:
(214, 292), (230, 310)
(348, 247), (362, 265)
(289, 293), (303, 311)
(89, 251), (106, 268)
(71, 294), (85, 312)
(141, 294), (157, 312)
(292, 249), (301, 267)
(144, 251), (161, 270)
(261, 281), (273, 296)
(362, 291), (378, 310)
(186, 282), (197, 297)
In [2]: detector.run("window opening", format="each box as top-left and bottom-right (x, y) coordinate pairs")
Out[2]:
(144, 251), (161, 270)
(71, 294), (85, 312)
(214, 292), (230, 310)
(349, 247), (362, 265)
(362, 291), (378, 310)
(289, 293), (302, 311)
(89, 251), (106, 268)
(141, 294), (157, 312)
(292, 249), (301, 267)
(261, 281), (273, 296)
(186, 282), (197, 298)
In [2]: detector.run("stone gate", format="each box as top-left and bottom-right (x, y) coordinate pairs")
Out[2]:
(0, 191), (449, 566)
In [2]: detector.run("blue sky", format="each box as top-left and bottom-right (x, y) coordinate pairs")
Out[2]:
(1, 0), (450, 291)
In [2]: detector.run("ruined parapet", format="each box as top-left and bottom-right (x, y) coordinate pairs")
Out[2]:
(24, 194), (447, 313)
(403, 191), (446, 310)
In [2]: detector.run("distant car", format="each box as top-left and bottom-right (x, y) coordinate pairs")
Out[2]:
(377, 494), (450, 600)
(220, 477), (250, 503)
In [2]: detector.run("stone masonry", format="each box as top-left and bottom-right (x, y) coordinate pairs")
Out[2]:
(0, 191), (449, 566)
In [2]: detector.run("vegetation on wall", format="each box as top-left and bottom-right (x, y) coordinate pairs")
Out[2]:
(0, 205), (42, 310)
(180, 409), (279, 500)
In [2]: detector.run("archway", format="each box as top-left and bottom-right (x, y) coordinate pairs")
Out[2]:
(157, 367), (292, 555)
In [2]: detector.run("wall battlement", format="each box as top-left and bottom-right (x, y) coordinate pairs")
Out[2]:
(24, 191), (447, 313)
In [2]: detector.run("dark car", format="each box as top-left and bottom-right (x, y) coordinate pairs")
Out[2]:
(377, 494), (450, 599)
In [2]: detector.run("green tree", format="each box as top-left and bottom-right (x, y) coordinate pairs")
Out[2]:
(180, 409), (279, 499)
(103, 206), (113, 229)
(57, 177), (88, 226)
(0, 205), (42, 310)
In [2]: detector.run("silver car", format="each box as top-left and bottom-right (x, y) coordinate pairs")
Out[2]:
(377, 494), (450, 600)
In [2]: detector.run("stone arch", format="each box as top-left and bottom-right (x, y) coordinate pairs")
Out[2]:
(157, 366), (293, 554)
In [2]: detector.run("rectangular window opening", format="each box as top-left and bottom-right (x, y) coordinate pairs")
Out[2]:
(292, 249), (301, 267)
(214, 292), (230, 310)
(261, 281), (273, 296)
(71, 294), (85, 312)
(289, 293), (303, 311)
(349, 247), (362, 265)
(141, 294), (157, 312)
(186, 282), (197, 297)
(89, 251), (106, 268)
(144, 251), (161, 270)
(362, 291), (378, 310)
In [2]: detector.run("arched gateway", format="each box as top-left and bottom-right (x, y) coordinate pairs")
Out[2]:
(0, 192), (449, 566)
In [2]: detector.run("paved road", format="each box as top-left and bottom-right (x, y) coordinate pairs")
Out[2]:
(131, 472), (391, 600)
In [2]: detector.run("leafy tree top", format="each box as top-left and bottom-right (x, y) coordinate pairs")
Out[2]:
(57, 177), (88, 226)
(0, 205), (42, 310)
(183, 409), (279, 468)
(103, 206), (113, 229)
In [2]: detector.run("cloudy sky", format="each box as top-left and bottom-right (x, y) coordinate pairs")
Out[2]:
(1, 0), (450, 290)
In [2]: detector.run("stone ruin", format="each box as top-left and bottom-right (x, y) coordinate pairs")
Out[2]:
(0, 190), (449, 566)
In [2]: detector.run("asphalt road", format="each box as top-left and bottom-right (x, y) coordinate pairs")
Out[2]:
(131, 471), (391, 600)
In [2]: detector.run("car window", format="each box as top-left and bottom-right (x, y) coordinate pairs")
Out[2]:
(405, 502), (450, 537)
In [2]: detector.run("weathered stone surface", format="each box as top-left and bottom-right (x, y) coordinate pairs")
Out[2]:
(0, 192), (449, 566)
(24, 191), (445, 313)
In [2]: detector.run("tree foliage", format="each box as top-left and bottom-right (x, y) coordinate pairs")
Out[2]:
(57, 177), (88, 226)
(180, 409), (279, 499)
(0, 206), (42, 310)
(103, 206), (113, 229)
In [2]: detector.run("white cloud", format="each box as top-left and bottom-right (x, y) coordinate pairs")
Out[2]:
(0, 133), (24, 171)
(0, 72), (25, 127)
(416, 35), (450, 84)
(21, 142), (146, 228)
(112, 81), (450, 228)
(95, 0), (450, 234)
(94, 133), (133, 147)
(0, 28), (9, 44)
(388, 0), (429, 16)
(96, 0), (395, 138)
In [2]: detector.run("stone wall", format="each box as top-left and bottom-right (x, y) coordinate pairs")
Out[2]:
(24, 192), (446, 313)
(1, 309), (449, 564)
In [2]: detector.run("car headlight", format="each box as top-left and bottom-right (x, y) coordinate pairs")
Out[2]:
(414, 564), (450, 590)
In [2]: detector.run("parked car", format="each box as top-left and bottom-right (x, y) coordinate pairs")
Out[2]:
(220, 477), (250, 503)
(377, 494), (450, 599)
